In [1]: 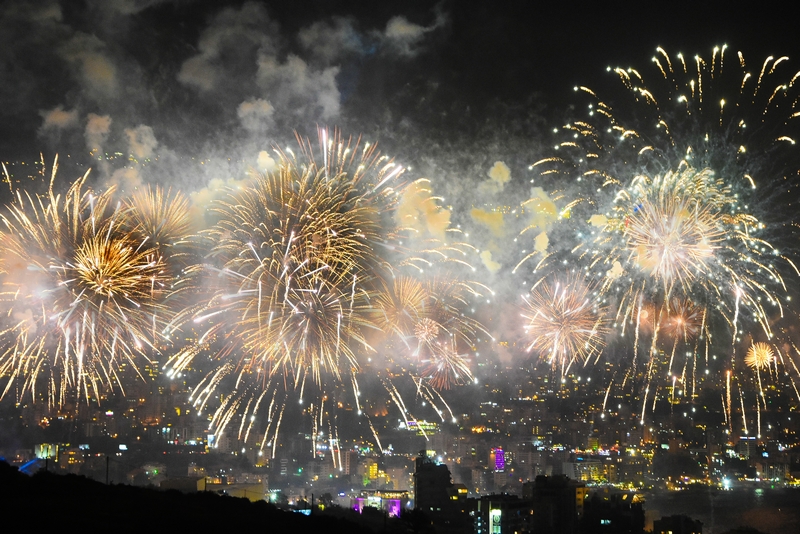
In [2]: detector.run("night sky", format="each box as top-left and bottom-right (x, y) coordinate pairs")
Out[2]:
(4, 1), (799, 171)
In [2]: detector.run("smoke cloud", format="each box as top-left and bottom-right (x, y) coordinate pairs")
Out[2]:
(479, 161), (512, 195)
(84, 113), (112, 152)
(397, 179), (452, 240)
(470, 208), (505, 237)
(58, 33), (118, 99)
(39, 106), (79, 132)
(479, 250), (502, 273)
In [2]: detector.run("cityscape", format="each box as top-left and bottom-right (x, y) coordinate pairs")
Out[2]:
(2, 334), (799, 532)
(2, 2), (800, 533)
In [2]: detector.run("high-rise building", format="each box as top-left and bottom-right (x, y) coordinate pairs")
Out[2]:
(523, 475), (587, 534)
(489, 447), (505, 472)
(413, 451), (469, 533)
(736, 436), (757, 459)
(343, 450), (358, 475)
(414, 452), (454, 514)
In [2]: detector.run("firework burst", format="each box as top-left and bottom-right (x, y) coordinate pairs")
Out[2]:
(524, 46), (800, 417)
(371, 274), (486, 396)
(521, 272), (608, 376)
(410, 277), (488, 389)
(558, 49), (795, 331)
(122, 185), (192, 251)
(659, 297), (704, 344)
(372, 275), (428, 340)
(745, 341), (774, 370)
(0, 158), (172, 406)
(421, 347), (473, 390)
(415, 317), (440, 345)
(169, 130), (415, 463)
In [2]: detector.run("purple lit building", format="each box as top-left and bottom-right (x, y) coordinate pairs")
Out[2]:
(350, 490), (410, 517)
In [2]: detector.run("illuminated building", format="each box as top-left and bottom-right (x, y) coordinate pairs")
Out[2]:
(34, 443), (60, 461)
(61, 447), (85, 473)
(736, 436), (757, 459)
(489, 447), (505, 472)
(350, 490), (411, 517)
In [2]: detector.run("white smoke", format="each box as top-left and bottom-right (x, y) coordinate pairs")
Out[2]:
(299, 17), (362, 64)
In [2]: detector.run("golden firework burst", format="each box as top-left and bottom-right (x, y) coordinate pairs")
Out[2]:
(745, 342), (774, 370)
(0, 158), (172, 405)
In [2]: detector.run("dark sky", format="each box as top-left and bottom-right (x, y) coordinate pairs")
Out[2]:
(3, 1), (798, 162)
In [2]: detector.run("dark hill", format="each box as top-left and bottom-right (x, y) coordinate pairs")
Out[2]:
(0, 461), (373, 533)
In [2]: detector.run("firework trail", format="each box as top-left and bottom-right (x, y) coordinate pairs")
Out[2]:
(0, 158), (176, 406)
(523, 46), (800, 421)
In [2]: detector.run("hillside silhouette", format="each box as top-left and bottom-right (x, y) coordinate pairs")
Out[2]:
(0, 461), (375, 533)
